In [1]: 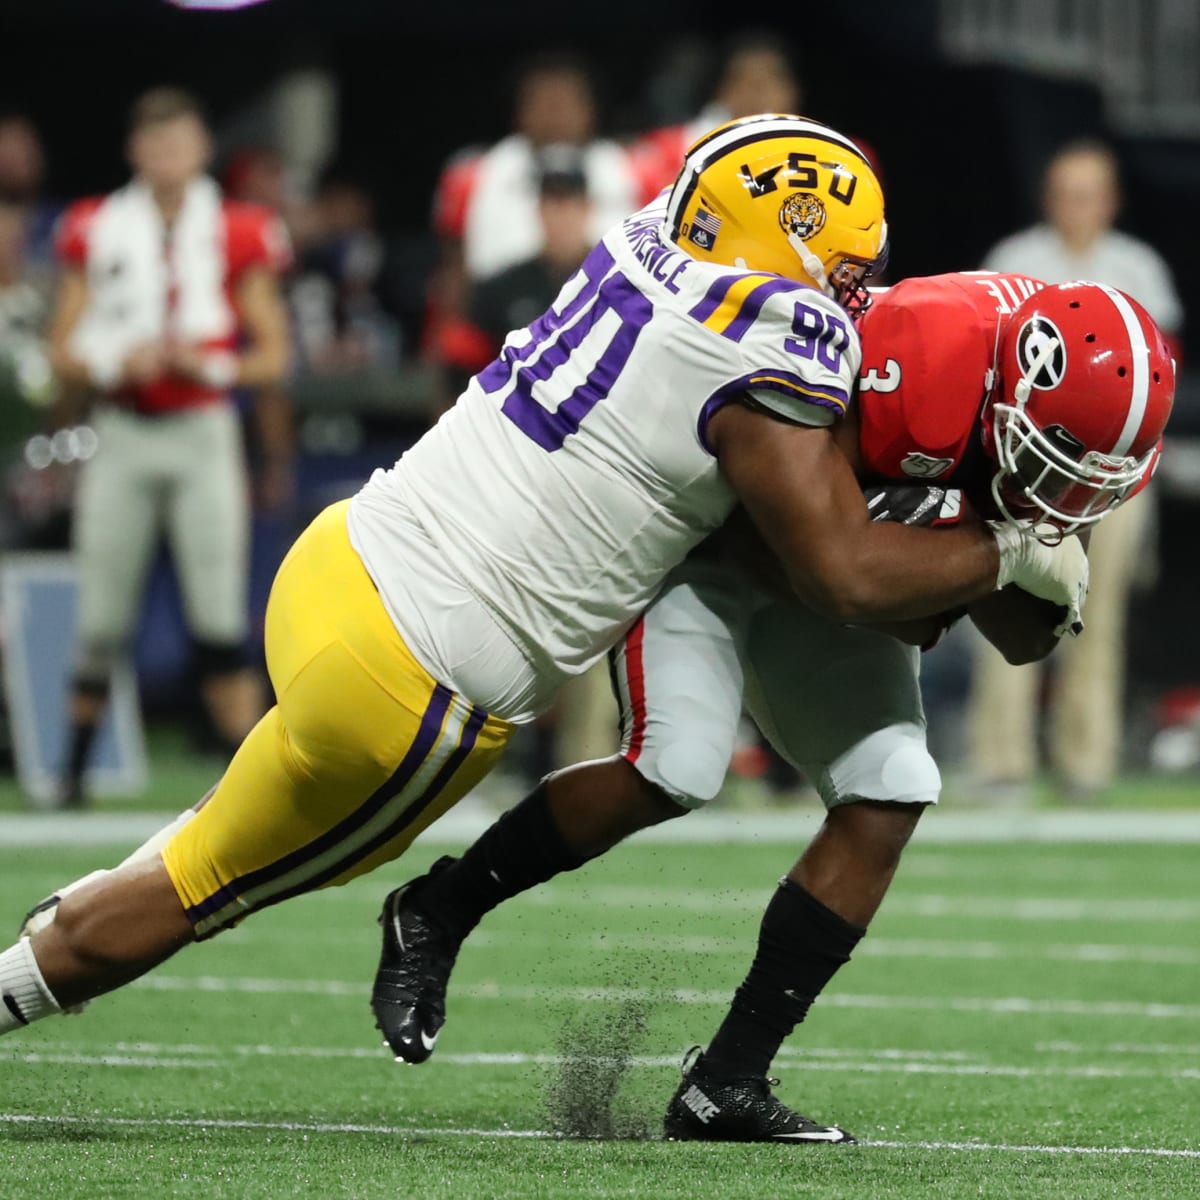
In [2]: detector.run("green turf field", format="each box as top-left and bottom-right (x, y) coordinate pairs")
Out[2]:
(1, 827), (1198, 1198)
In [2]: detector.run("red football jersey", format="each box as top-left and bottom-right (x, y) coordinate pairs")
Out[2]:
(855, 272), (1047, 499)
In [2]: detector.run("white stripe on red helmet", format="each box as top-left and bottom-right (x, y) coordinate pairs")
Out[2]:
(1096, 283), (1151, 457)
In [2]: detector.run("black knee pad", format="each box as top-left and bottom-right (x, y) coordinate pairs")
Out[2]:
(192, 638), (250, 680)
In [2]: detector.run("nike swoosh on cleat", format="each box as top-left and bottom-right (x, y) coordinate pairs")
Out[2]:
(773, 1130), (850, 1142)
(392, 909), (406, 954)
(420, 1030), (438, 1052)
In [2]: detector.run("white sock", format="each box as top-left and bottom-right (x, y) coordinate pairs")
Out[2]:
(118, 809), (196, 869)
(0, 938), (61, 1035)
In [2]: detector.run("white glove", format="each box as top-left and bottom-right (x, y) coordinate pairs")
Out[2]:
(990, 523), (1089, 638)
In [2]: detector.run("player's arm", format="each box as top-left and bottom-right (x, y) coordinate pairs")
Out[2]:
(709, 403), (1004, 622)
(229, 265), (291, 388)
(47, 267), (95, 394)
(708, 400), (1100, 627)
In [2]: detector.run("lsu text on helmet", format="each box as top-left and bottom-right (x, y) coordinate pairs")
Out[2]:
(664, 113), (888, 315)
(983, 280), (1175, 538)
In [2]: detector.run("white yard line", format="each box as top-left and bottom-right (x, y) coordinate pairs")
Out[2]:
(884, 895), (1200, 921)
(453, 930), (1200, 965)
(5, 1039), (982, 1065)
(0, 1112), (543, 1138)
(1038, 1040), (1200, 1057)
(0, 1112), (1196, 1159)
(107, 974), (1200, 1019)
(407, 886), (1200, 921)
(865, 1139), (1200, 1160)
(0, 1052), (222, 1068)
(4, 1043), (1200, 1083)
(5, 808), (1200, 848)
(227, 926), (1200, 966)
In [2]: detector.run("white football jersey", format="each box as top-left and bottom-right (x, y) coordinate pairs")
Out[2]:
(349, 195), (860, 719)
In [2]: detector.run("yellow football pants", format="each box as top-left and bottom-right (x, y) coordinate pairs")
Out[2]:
(162, 500), (514, 939)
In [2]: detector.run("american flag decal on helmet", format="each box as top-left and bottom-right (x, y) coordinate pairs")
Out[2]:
(688, 207), (723, 250)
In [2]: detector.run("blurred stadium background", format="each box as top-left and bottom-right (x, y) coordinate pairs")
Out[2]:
(2, 5), (1200, 1197)
(0, 0), (1198, 802)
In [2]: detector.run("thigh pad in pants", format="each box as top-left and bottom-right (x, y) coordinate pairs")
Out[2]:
(743, 600), (940, 809)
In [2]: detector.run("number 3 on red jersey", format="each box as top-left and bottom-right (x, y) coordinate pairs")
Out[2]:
(860, 358), (901, 394)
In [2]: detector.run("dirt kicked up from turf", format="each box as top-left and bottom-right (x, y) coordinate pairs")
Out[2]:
(542, 986), (656, 1140)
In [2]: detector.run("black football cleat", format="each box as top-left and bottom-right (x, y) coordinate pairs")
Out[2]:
(663, 1046), (856, 1143)
(371, 855), (461, 1064)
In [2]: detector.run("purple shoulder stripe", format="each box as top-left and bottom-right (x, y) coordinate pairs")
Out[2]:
(721, 277), (812, 343)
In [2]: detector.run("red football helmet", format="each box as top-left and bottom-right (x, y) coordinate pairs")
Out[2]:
(981, 281), (1175, 538)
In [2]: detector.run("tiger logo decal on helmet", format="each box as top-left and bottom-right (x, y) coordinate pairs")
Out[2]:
(779, 192), (826, 242)
(665, 113), (888, 315)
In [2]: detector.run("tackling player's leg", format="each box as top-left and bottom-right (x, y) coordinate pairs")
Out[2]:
(1, 502), (513, 1039)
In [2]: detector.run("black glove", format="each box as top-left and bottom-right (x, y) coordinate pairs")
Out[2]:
(864, 483), (964, 527)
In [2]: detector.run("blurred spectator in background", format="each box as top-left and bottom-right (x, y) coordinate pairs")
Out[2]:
(292, 170), (401, 376)
(0, 196), (59, 548)
(428, 50), (641, 356)
(0, 114), (60, 285)
(437, 148), (593, 405)
(0, 198), (53, 441)
(222, 145), (307, 515)
(223, 144), (320, 252)
(969, 139), (1184, 801)
(47, 87), (292, 807)
(631, 32), (803, 199)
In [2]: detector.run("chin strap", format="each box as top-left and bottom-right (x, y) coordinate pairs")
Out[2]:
(786, 232), (834, 299)
(1011, 335), (1062, 407)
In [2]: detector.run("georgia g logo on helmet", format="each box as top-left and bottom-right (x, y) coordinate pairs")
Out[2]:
(1015, 316), (1067, 390)
(988, 282), (1176, 538)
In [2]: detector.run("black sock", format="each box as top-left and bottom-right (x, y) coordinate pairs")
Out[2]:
(65, 678), (109, 791)
(413, 783), (588, 942)
(65, 719), (101, 789)
(704, 878), (865, 1081)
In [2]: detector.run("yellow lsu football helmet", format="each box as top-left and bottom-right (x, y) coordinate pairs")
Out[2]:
(665, 113), (888, 315)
